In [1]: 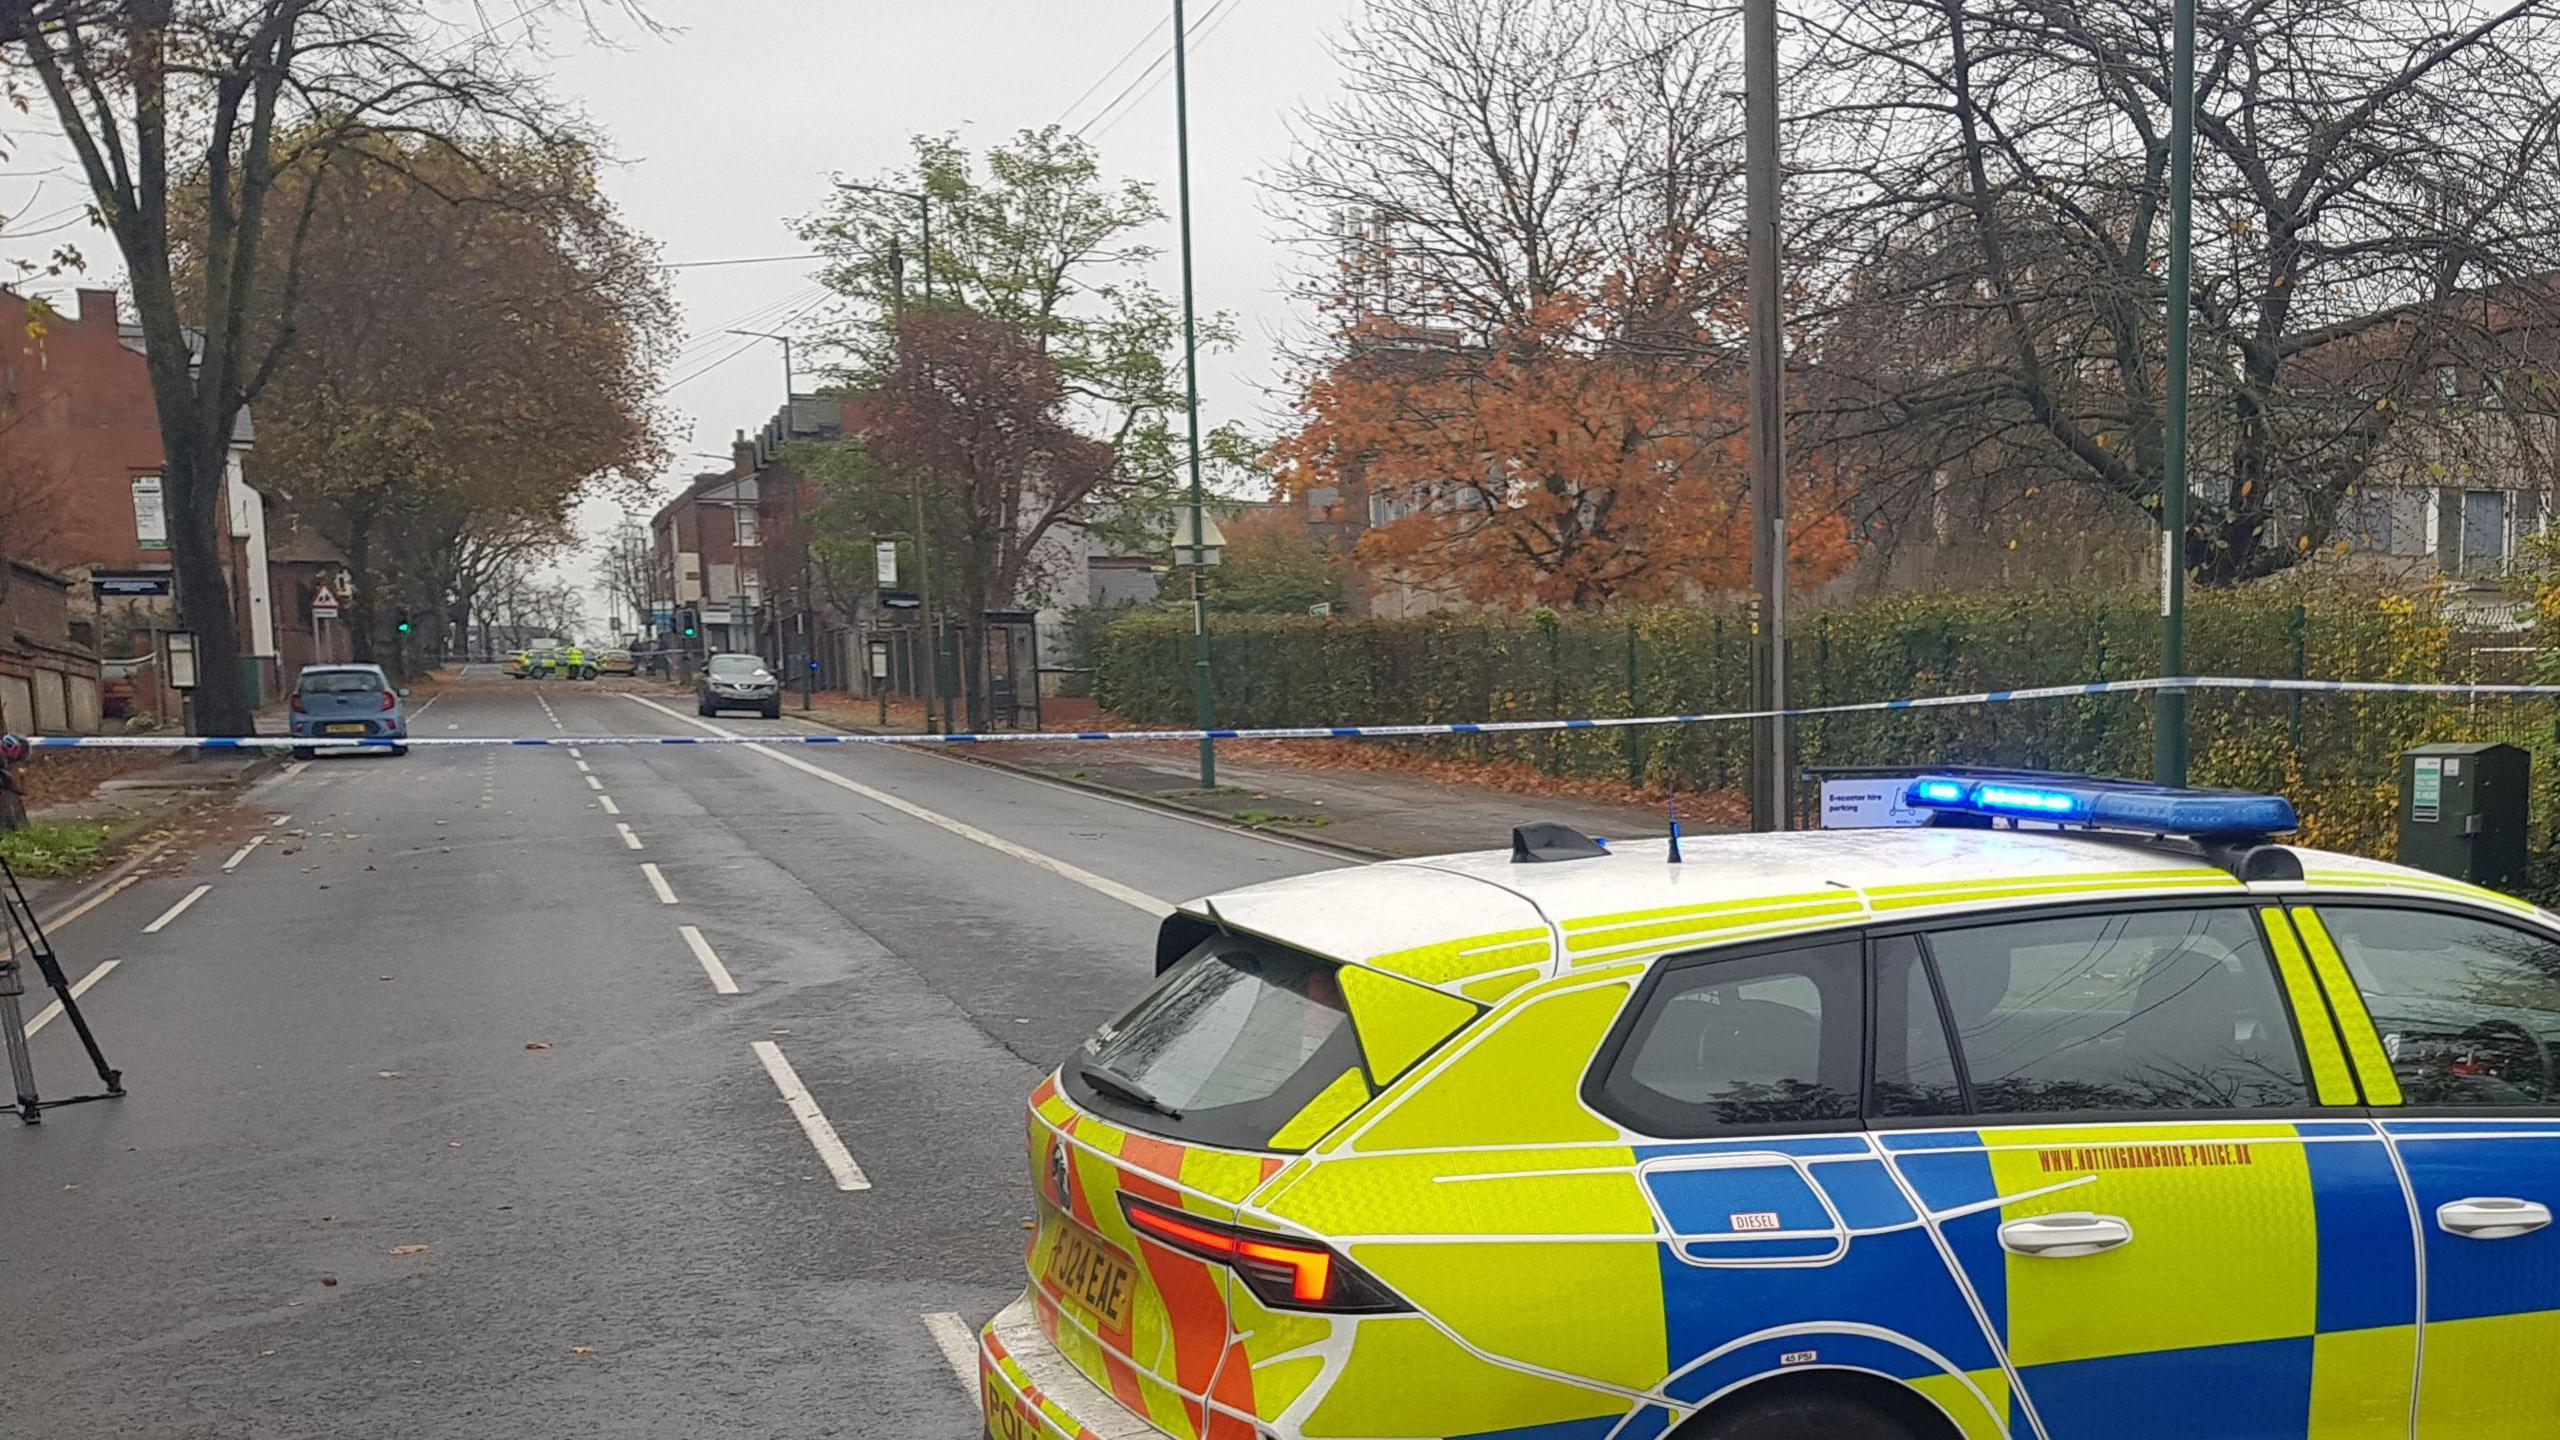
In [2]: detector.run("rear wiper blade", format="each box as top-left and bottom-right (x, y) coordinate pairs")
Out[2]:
(1081, 1062), (1184, 1120)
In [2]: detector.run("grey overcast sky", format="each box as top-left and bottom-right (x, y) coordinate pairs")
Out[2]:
(0, 0), (1358, 633)
(543, 0), (1360, 627)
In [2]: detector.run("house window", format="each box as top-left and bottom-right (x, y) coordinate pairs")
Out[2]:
(734, 507), (761, 547)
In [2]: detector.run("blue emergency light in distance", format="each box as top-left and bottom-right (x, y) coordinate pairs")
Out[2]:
(1903, 773), (2298, 838)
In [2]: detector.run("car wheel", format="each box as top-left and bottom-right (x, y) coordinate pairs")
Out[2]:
(389, 744), (409, 758)
(291, 746), (316, 761)
(698, 701), (713, 716)
(762, 701), (781, 719)
(1683, 1393), (1925, 1440)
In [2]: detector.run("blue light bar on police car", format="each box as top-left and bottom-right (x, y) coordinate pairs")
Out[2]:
(1903, 774), (2298, 837)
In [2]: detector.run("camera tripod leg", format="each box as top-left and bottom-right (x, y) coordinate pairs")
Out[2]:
(1, 964), (41, 1124)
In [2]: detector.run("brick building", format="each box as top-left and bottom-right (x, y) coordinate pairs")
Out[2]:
(652, 459), (761, 664)
(2, 287), (280, 707)
(0, 560), (102, 735)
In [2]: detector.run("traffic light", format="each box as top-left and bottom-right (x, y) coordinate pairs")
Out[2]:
(680, 607), (699, 639)
(394, 608), (413, 635)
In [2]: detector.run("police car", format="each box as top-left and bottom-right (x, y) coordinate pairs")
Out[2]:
(979, 773), (2560, 1440)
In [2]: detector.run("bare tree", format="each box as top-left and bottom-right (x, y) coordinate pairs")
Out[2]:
(0, 0), (643, 731)
(1274, 0), (1745, 346)
(594, 516), (661, 637)
(1783, 0), (2560, 583)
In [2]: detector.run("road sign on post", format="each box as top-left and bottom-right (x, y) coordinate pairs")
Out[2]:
(309, 584), (340, 621)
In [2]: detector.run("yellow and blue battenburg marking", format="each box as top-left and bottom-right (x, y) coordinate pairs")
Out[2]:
(983, 804), (2560, 1440)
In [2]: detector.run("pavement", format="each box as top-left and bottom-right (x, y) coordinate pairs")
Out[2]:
(0, 666), (1385, 1439)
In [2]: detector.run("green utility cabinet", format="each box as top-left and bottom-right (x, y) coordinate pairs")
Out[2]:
(2396, 742), (2529, 887)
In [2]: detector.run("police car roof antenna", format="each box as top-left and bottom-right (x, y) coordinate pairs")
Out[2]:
(0, 842), (125, 1125)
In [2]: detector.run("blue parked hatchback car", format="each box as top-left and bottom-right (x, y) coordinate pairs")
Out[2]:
(289, 664), (408, 757)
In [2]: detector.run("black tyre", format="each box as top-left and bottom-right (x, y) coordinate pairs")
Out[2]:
(389, 744), (409, 758)
(1686, 1393), (1923, 1440)
(698, 701), (715, 717)
(291, 746), (316, 761)
(762, 701), (781, 719)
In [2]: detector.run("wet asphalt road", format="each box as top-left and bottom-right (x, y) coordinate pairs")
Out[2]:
(0, 673), (1346, 1439)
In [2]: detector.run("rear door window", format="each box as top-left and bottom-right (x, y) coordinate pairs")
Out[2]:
(1591, 939), (1864, 1135)
(299, 670), (383, 695)
(1068, 938), (1375, 1151)
(1917, 907), (2309, 1115)
(2313, 906), (2560, 1106)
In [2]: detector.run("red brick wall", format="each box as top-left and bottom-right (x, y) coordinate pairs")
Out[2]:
(6, 289), (170, 576)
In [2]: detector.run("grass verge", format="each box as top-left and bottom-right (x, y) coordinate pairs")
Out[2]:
(0, 819), (115, 878)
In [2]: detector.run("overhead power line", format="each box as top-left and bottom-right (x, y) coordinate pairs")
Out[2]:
(1054, 10), (1174, 131)
(1077, 0), (1248, 142)
(660, 251), (824, 271)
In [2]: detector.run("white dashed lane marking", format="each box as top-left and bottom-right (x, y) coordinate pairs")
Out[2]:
(750, 1041), (870, 1191)
(921, 1313), (978, 1396)
(142, 885), (213, 935)
(680, 926), (740, 995)
(640, 863), (678, 905)
(221, 835), (267, 872)
(617, 823), (644, 851)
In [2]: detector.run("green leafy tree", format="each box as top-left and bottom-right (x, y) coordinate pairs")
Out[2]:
(799, 127), (1243, 559)
(1203, 509), (1344, 615)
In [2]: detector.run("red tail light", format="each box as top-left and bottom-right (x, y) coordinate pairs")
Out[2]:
(290, 694), (306, 713)
(1119, 1195), (1405, 1314)
(378, 690), (397, 711)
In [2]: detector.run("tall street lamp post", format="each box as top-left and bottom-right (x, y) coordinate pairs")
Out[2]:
(1172, 0), (1218, 788)
(727, 329), (814, 712)
(1743, 0), (1788, 831)
(2156, 0), (2197, 785)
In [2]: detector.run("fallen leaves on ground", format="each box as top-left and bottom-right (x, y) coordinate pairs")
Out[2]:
(389, 1244), (428, 1256)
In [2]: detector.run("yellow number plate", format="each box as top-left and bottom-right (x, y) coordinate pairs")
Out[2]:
(324, 723), (368, 735)
(1045, 1223), (1138, 1331)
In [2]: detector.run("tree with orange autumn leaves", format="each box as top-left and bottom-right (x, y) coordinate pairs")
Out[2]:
(1273, 291), (1853, 608)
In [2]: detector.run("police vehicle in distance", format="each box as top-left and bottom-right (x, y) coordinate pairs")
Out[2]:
(980, 773), (2560, 1440)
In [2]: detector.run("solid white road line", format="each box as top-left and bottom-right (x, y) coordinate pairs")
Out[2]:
(597, 795), (622, 815)
(750, 1040), (870, 1191)
(921, 1313), (979, 1396)
(617, 823), (645, 851)
(680, 925), (740, 994)
(23, 959), (120, 1038)
(36, 872), (142, 935)
(143, 884), (213, 934)
(640, 862), (678, 905)
(221, 834), (267, 872)
(622, 694), (1173, 918)
(584, 775), (604, 791)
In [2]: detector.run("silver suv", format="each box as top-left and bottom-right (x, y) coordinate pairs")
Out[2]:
(695, 653), (780, 719)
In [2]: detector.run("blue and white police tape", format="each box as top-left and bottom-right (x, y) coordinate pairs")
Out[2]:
(13, 674), (2560, 751)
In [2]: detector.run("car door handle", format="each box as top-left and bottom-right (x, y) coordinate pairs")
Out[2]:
(1998, 1212), (2134, 1258)
(2437, 1197), (2553, 1241)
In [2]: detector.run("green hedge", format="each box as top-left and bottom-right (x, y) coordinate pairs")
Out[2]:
(1097, 586), (2558, 889)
